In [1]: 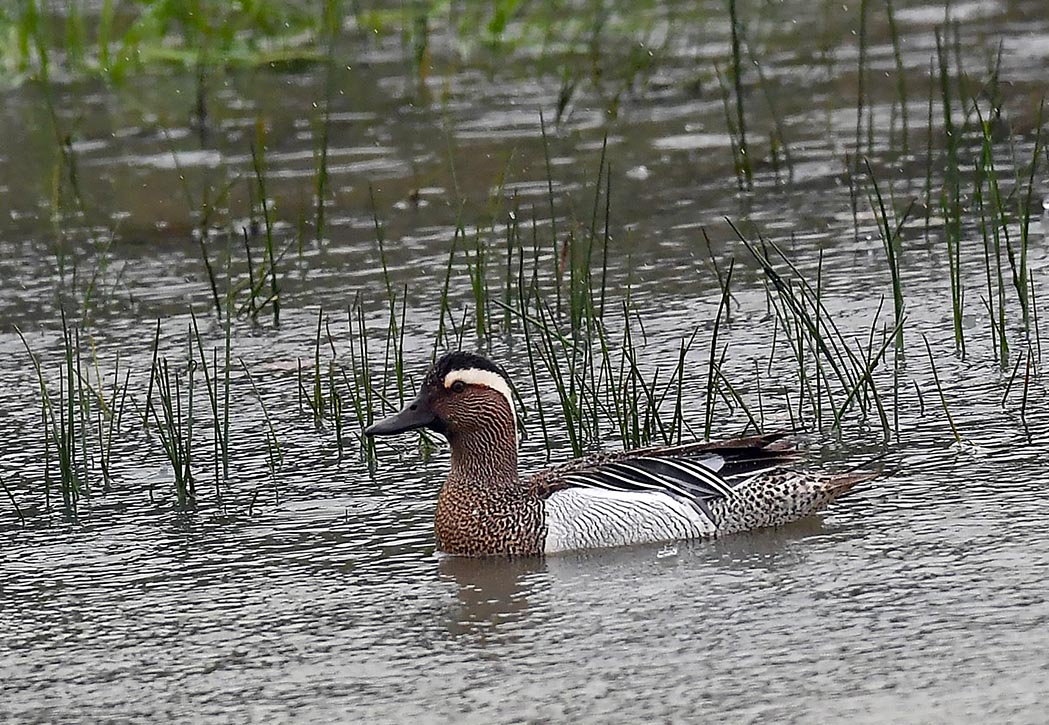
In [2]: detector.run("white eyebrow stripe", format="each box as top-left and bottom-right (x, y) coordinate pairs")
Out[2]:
(443, 368), (516, 424)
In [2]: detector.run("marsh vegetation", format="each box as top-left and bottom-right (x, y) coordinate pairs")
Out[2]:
(2, 0), (1044, 520)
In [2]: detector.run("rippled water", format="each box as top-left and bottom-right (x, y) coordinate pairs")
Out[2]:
(3, 0), (1049, 721)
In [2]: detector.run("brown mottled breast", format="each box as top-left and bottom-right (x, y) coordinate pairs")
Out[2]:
(435, 478), (546, 556)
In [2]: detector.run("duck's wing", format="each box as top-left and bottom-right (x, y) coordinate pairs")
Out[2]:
(531, 432), (797, 517)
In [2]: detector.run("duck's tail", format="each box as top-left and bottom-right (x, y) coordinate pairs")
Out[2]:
(824, 470), (878, 496)
(710, 469), (874, 535)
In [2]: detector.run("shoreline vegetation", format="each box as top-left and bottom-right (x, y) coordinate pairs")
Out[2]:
(0, 1), (1045, 524)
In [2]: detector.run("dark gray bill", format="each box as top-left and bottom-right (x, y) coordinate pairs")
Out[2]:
(364, 392), (435, 436)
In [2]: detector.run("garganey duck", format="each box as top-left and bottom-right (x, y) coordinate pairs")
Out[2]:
(365, 351), (871, 556)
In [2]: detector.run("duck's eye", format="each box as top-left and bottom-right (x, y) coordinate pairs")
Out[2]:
(451, 380), (466, 393)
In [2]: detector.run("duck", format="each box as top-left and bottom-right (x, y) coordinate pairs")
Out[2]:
(364, 351), (872, 556)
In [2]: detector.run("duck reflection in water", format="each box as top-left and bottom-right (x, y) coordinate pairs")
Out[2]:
(437, 554), (547, 637)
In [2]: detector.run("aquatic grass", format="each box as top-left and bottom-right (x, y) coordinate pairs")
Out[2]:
(539, 111), (562, 313)
(1020, 347), (1033, 429)
(769, 277), (821, 426)
(813, 252), (826, 427)
(1, 0), (330, 85)
(321, 315), (350, 459)
(601, 306), (681, 449)
(550, 134), (612, 332)
(95, 353), (130, 488)
(738, 231), (857, 394)
(238, 227), (260, 319)
(240, 358), (284, 480)
(298, 305), (352, 447)
(328, 357), (345, 459)
(380, 284), (408, 409)
(553, 63), (581, 125)
(296, 359), (307, 418)
(434, 224), (461, 353)
(162, 128), (225, 319)
(744, 36), (794, 182)
(752, 358), (766, 431)
(597, 171), (612, 319)
(74, 233), (122, 324)
(502, 202), (520, 332)
(732, 223), (903, 436)
(249, 137), (281, 326)
(16, 318), (86, 515)
(973, 122), (1010, 367)
(516, 293), (552, 453)
(1012, 100), (1045, 336)
(348, 299), (377, 462)
(232, 218), (296, 325)
(312, 14), (339, 249)
(922, 334), (961, 444)
(831, 301), (899, 439)
(507, 295), (613, 453)
(28, 31), (128, 325)
(885, 0), (909, 156)
(308, 308), (326, 426)
(726, 0), (752, 189)
(467, 227), (490, 338)
(407, 1), (431, 89)
(0, 472), (25, 525)
(966, 91), (1045, 369)
(499, 285), (710, 454)
(390, 288), (409, 406)
(145, 322), (195, 506)
(1030, 270), (1042, 367)
(710, 353), (762, 435)
(531, 299), (584, 455)
(936, 30), (965, 356)
(853, 0), (869, 163)
(331, 313), (365, 451)
(369, 187), (394, 302)
(72, 326), (93, 488)
(1002, 349), (1026, 408)
(367, 189), (409, 405)
(614, 304), (654, 449)
(704, 260), (734, 439)
(20, 0), (85, 217)
(865, 159), (913, 354)
(191, 310), (232, 497)
(582, 136), (612, 328)
(713, 62), (745, 191)
(921, 58), (937, 244)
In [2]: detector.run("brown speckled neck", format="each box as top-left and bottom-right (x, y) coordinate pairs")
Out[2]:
(448, 426), (519, 485)
(434, 414), (544, 556)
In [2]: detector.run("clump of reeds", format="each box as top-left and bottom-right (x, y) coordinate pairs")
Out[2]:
(145, 321), (195, 506)
(192, 310), (232, 501)
(17, 315), (87, 515)
(1, 1), (331, 85)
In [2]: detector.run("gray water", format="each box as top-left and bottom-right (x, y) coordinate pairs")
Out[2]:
(3, 1), (1049, 722)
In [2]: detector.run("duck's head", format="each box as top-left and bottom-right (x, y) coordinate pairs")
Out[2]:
(364, 351), (516, 440)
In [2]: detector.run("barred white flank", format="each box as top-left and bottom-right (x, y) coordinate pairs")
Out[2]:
(542, 488), (717, 553)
